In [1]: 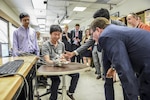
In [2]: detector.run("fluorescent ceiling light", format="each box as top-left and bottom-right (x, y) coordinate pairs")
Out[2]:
(37, 18), (46, 24)
(39, 24), (45, 28)
(73, 7), (86, 11)
(62, 20), (72, 24)
(40, 28), (45, 32)
(32, 0), (47, 9)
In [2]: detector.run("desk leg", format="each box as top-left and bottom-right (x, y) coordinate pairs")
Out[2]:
(62, 75), (66, 100)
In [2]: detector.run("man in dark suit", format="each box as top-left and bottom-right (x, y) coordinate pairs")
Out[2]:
(70, 24), (83, 63)
(91, 17), (150, 100)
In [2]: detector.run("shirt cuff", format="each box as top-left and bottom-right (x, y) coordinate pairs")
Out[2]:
(74, 50), (79, 56)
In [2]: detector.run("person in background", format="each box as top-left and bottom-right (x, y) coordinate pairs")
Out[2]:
(81, 28), (92, 66)
(12, 12), (39, 100)
(13, 12), (39, 56)
(90, 17), (150, 100)
(36, 31), (43, 49)
(137, 16), (142, 23)
(61, 24), (71, 52)
(64, 8), (127, 100)
(127, 13), (150, 31)
(70, 24), (83, 63)
(36, 31), (48, 85)
(42, 25), (79, 100)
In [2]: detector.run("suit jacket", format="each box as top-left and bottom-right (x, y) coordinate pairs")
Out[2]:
(99, 24), (150, 100)
(70, 30), (83, 46)
(76, 20), (126, 54)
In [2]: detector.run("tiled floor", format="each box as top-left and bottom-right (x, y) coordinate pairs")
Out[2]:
(34, 68), (123, 100)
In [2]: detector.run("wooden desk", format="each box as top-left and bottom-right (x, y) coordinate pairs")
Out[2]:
(0, 56), (37, 100)
(37, 62), (90, 100)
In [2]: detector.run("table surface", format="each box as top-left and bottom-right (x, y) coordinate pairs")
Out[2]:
(0, 56), (37, 100)
(37, 62), (91, 75)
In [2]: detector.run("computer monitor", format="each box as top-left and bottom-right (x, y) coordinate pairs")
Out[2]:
(0, 43), (9, 57)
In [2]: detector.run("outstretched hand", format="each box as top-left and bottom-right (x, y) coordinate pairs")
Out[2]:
(63, 51), (75, 60)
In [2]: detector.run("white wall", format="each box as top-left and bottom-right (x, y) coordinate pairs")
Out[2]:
(80, 0), (150, 29)
(110, 0), (150, 17)
(0, 0), (20, 25)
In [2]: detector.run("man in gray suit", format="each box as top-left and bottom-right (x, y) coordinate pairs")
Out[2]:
(65, 8), (127, 100)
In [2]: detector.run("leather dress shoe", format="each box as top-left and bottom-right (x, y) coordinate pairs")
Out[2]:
(67, 91), (75, 100)
(96, 75), (101, 79)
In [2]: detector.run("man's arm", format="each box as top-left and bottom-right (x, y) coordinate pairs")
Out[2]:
(12, 30), (19, 56)
(64, 35), (95, 58)
(75, 35), (95, 55)
(42, 42), (54, 65)
(34, 31), (40, 56)
(43, 55), (53, 64)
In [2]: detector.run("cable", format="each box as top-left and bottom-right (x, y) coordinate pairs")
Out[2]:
(0, 73), (29, 100)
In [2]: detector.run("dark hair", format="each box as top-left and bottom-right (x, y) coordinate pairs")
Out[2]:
(93, 8), (110, 20)
(75, 24), (80, 26)
(19, 12), (30, 20)
(50, 25), (62, 34)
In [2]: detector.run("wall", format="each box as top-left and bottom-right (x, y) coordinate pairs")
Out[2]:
(80, 0), (150, 29)
(110, 0), (150, 17)
(0, 0), (20, 26)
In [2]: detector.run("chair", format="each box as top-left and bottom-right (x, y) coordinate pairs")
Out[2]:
(34, 60), (62, 100)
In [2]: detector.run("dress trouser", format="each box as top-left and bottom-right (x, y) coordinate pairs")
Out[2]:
(103, 52), (129, 100)
(49, 73), (79, 100)
(138, 69), (150, 100)
(92, 45), (103, 76)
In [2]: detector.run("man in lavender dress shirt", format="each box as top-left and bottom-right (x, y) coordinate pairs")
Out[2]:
(12, 12), (39, 100)
(13, 12), (39, 56)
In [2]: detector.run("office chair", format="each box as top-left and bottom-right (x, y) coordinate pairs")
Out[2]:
(34, 58), (62, 100)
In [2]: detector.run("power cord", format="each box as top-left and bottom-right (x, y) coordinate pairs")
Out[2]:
(0, 73), (29, 100)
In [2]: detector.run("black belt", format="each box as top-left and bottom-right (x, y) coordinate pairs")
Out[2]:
(30, 51), (36, 54)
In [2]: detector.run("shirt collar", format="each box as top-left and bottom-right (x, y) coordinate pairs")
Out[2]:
(21, 25), (29, 30)
(49, 40), (60, 46)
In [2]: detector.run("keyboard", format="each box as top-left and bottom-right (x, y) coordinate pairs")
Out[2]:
(0, 60), (24, 75)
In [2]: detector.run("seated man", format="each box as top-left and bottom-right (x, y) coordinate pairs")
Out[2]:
(41, 25), (79, 100)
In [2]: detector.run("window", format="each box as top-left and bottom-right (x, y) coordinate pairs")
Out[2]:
(10, 24), (17, 48)
(0, 17), (8, 43)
